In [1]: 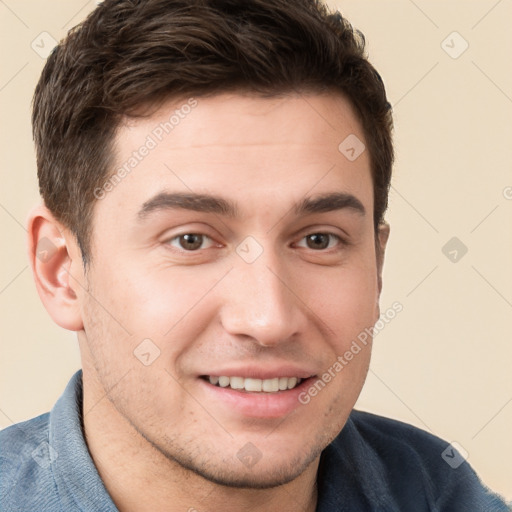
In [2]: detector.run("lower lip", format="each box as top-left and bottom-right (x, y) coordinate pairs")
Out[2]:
(197, 377), (315, 418)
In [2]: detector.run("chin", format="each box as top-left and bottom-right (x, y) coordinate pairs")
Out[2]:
(185, 456), (317, 490)
(157, 436), (323, 490)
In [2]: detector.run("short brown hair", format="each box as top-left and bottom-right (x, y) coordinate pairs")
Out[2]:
(33, 0), (393, 264)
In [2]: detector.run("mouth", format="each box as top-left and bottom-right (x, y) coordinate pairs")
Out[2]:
(197, 369), (318, 418)
(200, 375), (304, 393)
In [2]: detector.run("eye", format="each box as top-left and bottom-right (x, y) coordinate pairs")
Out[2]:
(167, 233), (215, 251)
(296, 233), (342, 250)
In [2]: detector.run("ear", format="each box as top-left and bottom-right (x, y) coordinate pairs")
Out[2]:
(27, 205), (84, 331)
(376, 221), (390, 297)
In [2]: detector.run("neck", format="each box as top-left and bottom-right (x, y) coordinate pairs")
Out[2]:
(81, 372), (319, 512)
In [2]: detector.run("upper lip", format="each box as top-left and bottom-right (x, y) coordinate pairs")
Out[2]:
(200, 365), (317, 380)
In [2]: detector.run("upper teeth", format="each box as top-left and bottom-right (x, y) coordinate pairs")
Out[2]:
(208, 376), (302, 392)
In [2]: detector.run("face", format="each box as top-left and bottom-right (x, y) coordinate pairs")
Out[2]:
(74, 93), (386, 488)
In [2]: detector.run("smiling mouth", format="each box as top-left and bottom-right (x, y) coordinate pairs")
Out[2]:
(201, 375), (306, 393)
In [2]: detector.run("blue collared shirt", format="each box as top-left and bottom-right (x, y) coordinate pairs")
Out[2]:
(1, 371), (510, 511)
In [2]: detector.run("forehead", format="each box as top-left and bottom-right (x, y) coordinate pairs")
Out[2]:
(99, 92), (372, 222)
(119, 92), (364, 151)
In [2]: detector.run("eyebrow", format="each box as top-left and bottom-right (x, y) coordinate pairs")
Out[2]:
(137, 191), (365, 220)
(138, 192), (238, 220)
(294, 192), (366, 216)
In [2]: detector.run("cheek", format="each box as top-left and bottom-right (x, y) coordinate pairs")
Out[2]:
(87, 262), (227, 360)
(90, 260), (189, 328)
(300, 261), (380, 345)
(80, 279), (191, 422)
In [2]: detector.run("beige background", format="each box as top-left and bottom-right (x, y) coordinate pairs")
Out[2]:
(1, 0), (511, 501)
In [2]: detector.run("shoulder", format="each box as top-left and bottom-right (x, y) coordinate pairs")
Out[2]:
(349, 409), (449, 454)
(331, 409), (510, 511)
(0, 414), (61, 511)
(347, 409), (464, 480)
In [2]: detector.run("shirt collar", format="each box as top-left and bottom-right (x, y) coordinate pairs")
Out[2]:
(49, 370), (118, 511)
(316, 414), (399, 511)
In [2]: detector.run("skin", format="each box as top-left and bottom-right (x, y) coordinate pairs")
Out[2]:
(29, 92), (389, 512)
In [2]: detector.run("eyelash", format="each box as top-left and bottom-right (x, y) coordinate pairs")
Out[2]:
(165, 232), (346, 252)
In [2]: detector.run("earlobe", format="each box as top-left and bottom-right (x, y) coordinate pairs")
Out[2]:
(27, 205), (84, 331)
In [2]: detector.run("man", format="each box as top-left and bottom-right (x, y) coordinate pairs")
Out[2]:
(0, 0), (509, 510)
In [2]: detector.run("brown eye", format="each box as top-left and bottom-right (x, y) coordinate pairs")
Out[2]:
(179, 234), (203, 250)
(305, 233), (330, 250)
(168, 233), (214, 251)
(297, 233), (341, 250)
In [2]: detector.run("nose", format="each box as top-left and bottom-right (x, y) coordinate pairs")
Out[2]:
(219, 251), (307, 347)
